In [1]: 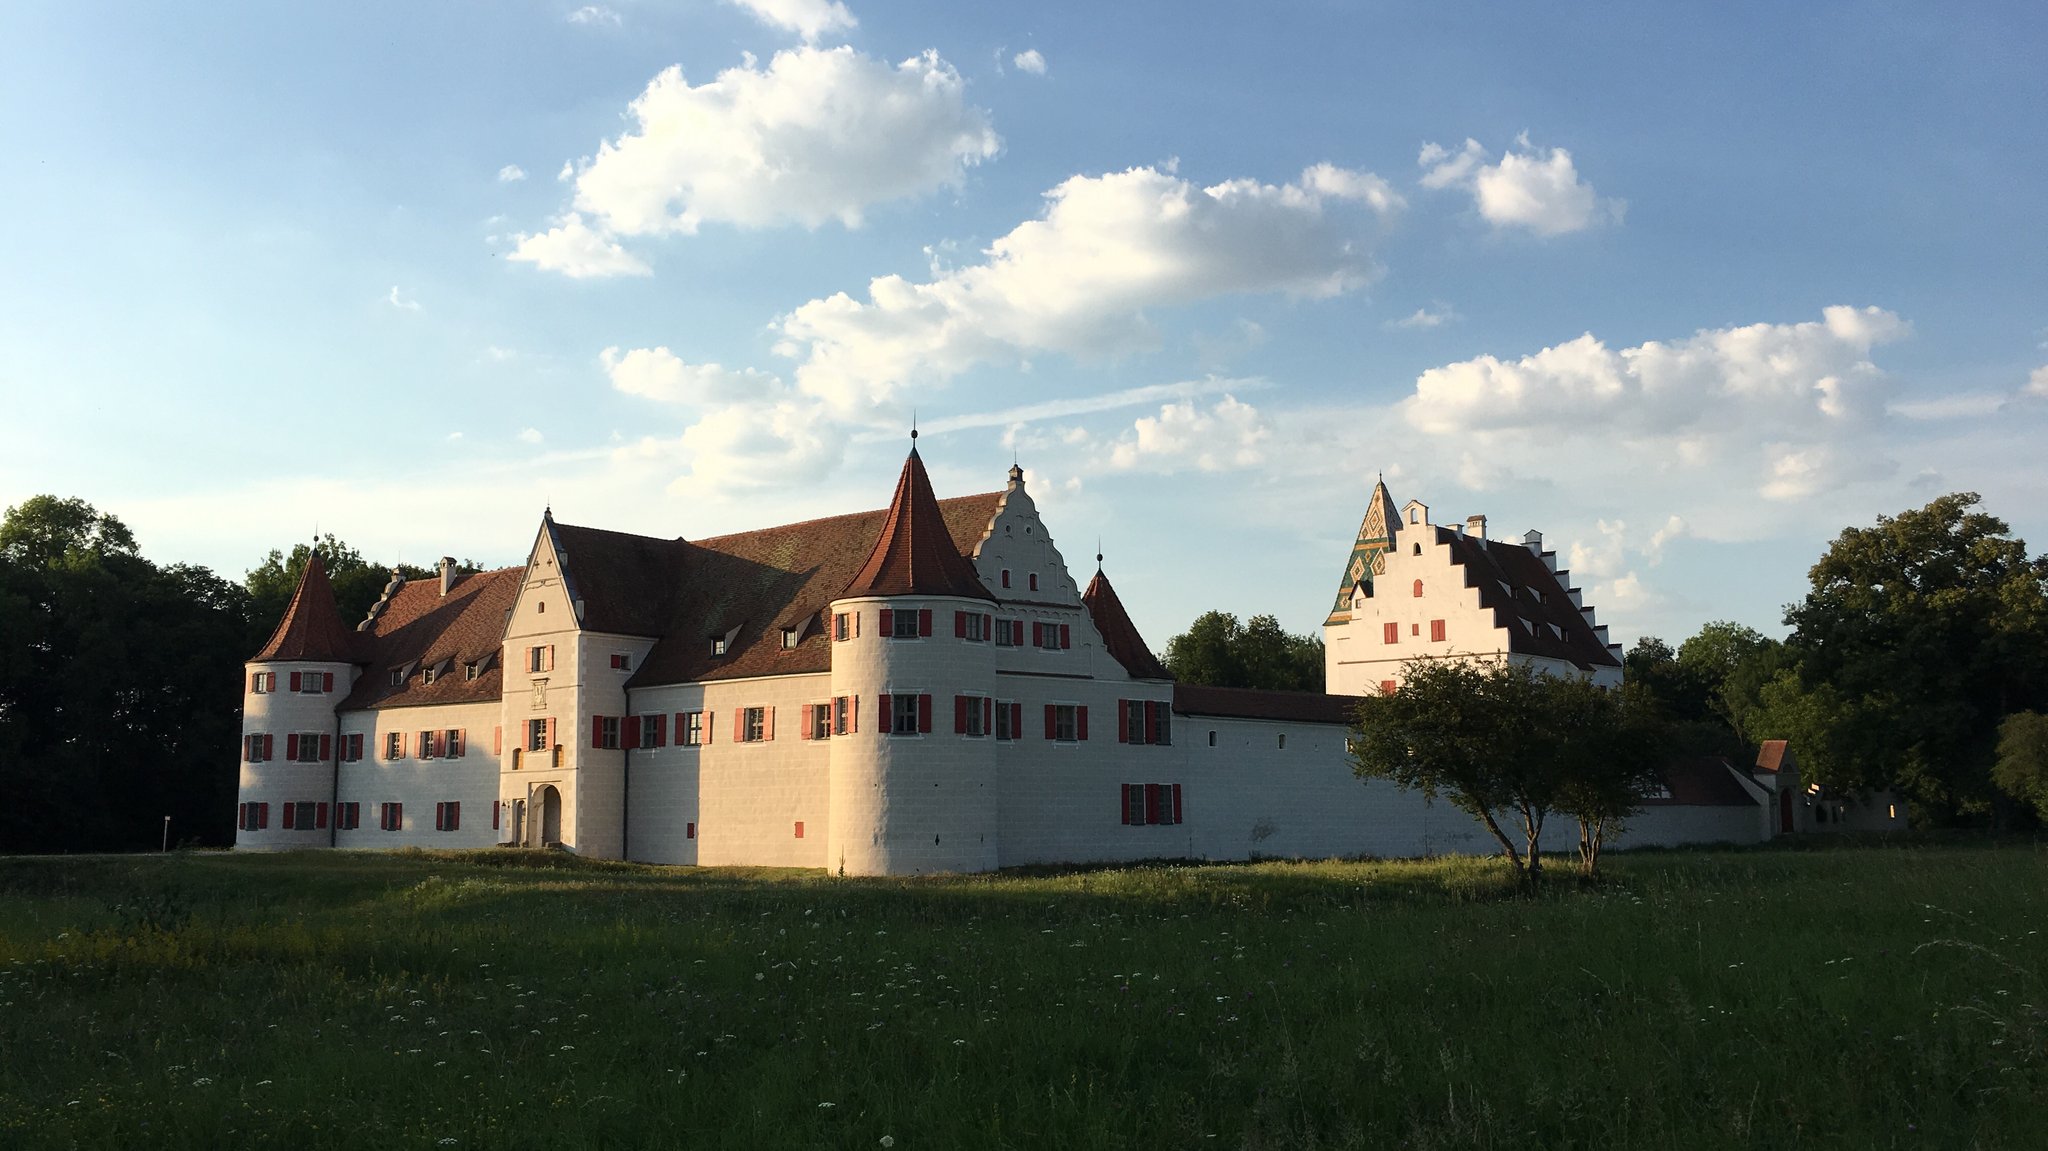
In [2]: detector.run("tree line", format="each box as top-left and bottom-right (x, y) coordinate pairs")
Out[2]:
(0, 495), (475, 853)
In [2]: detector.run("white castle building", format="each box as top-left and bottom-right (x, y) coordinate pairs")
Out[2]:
(234, 445), (1831, 873)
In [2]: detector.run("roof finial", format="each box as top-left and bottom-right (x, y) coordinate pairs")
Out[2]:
(1096, 536), (1104, 571)
(911, 408), (918, 442)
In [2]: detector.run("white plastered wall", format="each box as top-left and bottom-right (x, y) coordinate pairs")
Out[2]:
(336, 699), (504, 847)
(235, 660), (357, 850)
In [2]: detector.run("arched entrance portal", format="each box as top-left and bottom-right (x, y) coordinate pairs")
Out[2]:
(536, 784), (562, 848)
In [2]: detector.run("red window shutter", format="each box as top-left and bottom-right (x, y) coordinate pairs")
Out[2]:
(1120, 784), (1132, 825)
(1044, 704), (1056, 740)
(289, 671), (302, 692)
(319, 734), (332, 761)
(1413, 579), (1424, 598)
(686, 822), (695, 839)
(1431, 619), (1446, 642)
(494, 726), (503, 755)
(734, 710), (745, 742)
(493, 800), (501, 830)
(286, 734), (299, 761)
(450, 801), (459, 830)
(800, 704), (814, 740)
(258, 802), (268, 829)
(1060, 624), (1071, 649)
(393, 802), (401, 828)
(323, 672), (334, 692)
(764, 707), (775, 741)
(917, 695), (931, 734)
(1032, 622), (1043, 647)
(1384, 622), (1399, 644)
(1010, 703), (1021, 738)
(544, 717), (556, 748)
(702, 713), (712, 744)
(1381, 679), (1397, 695)
(1172, 783), (1184, 824)
(283, 803), (296, 830)
(654, 713), (668, 747)
(954, 695), (967, 734)
(623, 718), (640, 750)
(919, 609), (932, 637)
(1077, 705), (1088, 740)
(954, 611), (966, 638)
(983, 613), (992, 637)
(262, 734), (274, 761)
(878, 694), (892, 734)
(879, 608), (894, 635)
(592, 717), (606, 748)
(1117, 700), (1130, 743)
(1145, 783), (1161, 825)
(794, 821), (804, 839)
(317, 802), (329, 829)
(983, 696), (993, 734)
(851, 696), (859, 734)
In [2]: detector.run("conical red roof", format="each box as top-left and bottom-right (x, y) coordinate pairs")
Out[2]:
(1083, 567), (1171, 680)
(252, 554), (362, 663)
(842, 447), (994, 600)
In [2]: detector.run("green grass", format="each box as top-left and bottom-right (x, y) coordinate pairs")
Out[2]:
(1, 841), (2043, 1149)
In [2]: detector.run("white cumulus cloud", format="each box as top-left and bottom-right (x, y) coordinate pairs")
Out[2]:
(621, 399), (846, 497)
(725, 0), (855, 43)
(776, 163), (1395, 411)
(1108, 396), (1270, 472)
(1392, 305), (1454, 330)
(2029, 364), (2048, 397)
(601, 346), (783, 405)
(498, 164), (527, 182)
(568, 6), (620, 26)
(507, 214), (653, 278)
(386, 286), (421, 312)
(1012, 48), (1047, 75)
(567, 48), (998, 238)
(518, 428), (545, 445)
(1419, 135), (1622, 236)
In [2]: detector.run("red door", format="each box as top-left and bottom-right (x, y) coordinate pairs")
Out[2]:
(1780, 790), (1795, 834)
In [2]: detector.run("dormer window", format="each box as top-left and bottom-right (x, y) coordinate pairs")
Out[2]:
(389, 669), (404, 686)
(711, 637), (728, 656)
(464, 661), (479, 681)
(422, 666), (438, 685)
(781, 628), (800, 650)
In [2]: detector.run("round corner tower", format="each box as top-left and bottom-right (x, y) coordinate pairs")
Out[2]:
(236, 555), (362, 849)
(826, 443), (1001, 876)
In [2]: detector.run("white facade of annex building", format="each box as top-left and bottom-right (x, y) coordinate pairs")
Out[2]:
(234, 450), (1839, 874)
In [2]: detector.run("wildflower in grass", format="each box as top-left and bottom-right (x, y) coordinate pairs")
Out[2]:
(880, 1138), (895, 1147)
(819, 1102), (836, 1109)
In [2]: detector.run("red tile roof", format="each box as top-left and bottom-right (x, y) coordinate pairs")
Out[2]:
(1173, 684), (1360, 726)
(251, 555), (364, 664)
(841, 448), (995, 601)
(628, 490), (1005, 687)
(339, 568), (523, 710)
(1437, 529), (1621, 671)
(1083, 567), (1171, 681)
(1642, 756), (1763, 807)
(1755, 740), (1793, 773)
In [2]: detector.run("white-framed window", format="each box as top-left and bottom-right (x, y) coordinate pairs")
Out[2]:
(379, 802), (403, 832)
(422, 666), (439, 685)
(834, 612), (853, 641)
(741, 707), (767, 742)
(435, 801), (461, 832)
(892, 610), (921, 639)
(295, 672), (327, 694)
(1051, 703), (1079, 743)
(960, 612), (988, 642)
(597, 716), (620, 750)
(294, 733), (323, 763)
(679, 710), (705, 746)
(1121, 783), (1183, 826)
(1036, 622), (1065, 651)
(527, 645), (554, 674)
(639, 715), (663, 748)
(384, 731), (403, 760)
(343, 733), (364, 762)
(464, 661), (479, 681)
(390, 668), (405, 686)
(809, 704), (831, 740)
(891, 694), (922, 736)
(781, 628), (800, 650)
(238, 802), (269, 831)
(832, 696), (854, 737)
(250, 671), (275, 694)
(526, 718), (549, 752)
(444, 728), (464, 758)
(711, 636), (728, 656)
(995, 618), (1022, 647)
(994, 700), (1016, 742)
(244, 733), (272, 762)
(959, 694), (987, 737)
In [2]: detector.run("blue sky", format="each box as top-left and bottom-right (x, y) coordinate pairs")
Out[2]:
(4, 1), (2045, 653)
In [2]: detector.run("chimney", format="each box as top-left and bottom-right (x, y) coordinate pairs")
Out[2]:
(1466, 515), (1487, 540)
(439, 556), (457, 597)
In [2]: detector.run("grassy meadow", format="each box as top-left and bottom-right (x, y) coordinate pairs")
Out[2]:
(1, 841), (2042, 1149)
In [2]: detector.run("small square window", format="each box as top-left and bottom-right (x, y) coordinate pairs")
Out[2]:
(611, 653), (631, 671)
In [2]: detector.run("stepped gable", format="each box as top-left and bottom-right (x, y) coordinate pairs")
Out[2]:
(340, 567), (523, 710)
(1326, 476), (1402, 624)
(629, 491), (1004, 687)
(841, 446), (996, 601)
(1644, 756), (1762, 807)
(252, 555), (363, 663)
(1082, 567), (1171, 681)
(1438, 529), (1622, 671)
(1173, 684), (1359, 726)
(548, 519), (689, 638)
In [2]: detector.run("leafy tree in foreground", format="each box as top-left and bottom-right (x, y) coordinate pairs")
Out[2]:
(1781, 492), (2048, 822)
(1547, 680), (1666, 877)
(1350, 659), (1558, 877)
(1163, 610), (1324, 692)
(1993, 711), (2048, 822)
